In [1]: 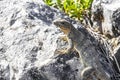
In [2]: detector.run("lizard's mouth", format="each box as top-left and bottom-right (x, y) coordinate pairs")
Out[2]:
(57, 26), (70, 34)
(53, 21), (61, 27)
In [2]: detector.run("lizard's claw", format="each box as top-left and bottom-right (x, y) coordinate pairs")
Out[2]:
(55, 49), (71, 54)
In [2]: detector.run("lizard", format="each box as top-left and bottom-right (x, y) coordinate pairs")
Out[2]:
(53, 18), (112, 80)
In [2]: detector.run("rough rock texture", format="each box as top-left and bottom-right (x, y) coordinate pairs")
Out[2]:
(0, 0), (120, 80)
(91, 0), (120, 37)
(0, 0), (82, 80)
(91, 0), (120, 77)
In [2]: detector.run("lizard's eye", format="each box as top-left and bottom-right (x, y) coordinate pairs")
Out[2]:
(61, 22), (65, 25)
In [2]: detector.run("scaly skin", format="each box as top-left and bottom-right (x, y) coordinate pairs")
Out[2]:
(53, 18), (111, 80)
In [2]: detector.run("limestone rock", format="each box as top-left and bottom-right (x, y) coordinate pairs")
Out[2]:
(0, 0), (82, 80)
(91, 0), (120, 37)
(0, 0), (118, 80)
(92, 0), (120, 79)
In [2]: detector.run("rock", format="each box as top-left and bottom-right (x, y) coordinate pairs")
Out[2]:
(91, 0), (120, 76)
(92, 0), (120, 77)
(20, 52), (81, 80)
(0, 0), (82, 80)
(0, 0), (118, 80)
(91, 0), (120, 37)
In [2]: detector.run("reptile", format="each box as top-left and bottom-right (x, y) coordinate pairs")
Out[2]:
(53, 18), (112, 80)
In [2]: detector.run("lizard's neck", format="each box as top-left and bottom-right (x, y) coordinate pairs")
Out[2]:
(68, 26), (86, 42)
(61, 28), (70, 35)
(60, 26), (72, 35)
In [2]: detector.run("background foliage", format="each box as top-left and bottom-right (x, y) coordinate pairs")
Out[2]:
(44, 0), (93, 20)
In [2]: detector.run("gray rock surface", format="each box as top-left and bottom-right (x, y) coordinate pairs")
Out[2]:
(0, 0), (119, 80)
(91, 0), (120, 78)
(0, 0), (82, 80)
(91, 0), (120, 37)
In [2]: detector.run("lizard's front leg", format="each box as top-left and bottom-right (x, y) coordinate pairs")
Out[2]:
(57, 36), (74, 54)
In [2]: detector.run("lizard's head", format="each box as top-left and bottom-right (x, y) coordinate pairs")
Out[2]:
(53, 19), (72, 34)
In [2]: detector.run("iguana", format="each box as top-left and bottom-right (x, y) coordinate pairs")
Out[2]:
(53, 18), (112, 80)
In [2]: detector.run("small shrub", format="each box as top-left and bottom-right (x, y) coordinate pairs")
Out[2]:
(44, 0), (93, 20)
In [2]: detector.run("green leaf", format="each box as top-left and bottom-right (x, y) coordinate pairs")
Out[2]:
(44, 0), (93, 20)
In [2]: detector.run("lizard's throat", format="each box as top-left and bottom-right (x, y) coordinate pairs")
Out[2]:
(60, 27), (70, 34)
